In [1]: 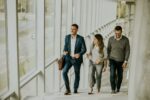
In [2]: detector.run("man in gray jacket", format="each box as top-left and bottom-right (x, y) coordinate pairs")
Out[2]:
(107, 26), (130, 94)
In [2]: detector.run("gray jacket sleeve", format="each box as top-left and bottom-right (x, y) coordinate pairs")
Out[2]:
(125, 38), (130, 61)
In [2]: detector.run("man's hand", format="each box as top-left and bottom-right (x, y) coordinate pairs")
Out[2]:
(74, 54), (80, 59)
(122, 62), (127, 69)
(64, 51), (68, 55)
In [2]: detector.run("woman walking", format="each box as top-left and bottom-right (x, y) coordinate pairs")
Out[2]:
(87, 34), (107, 94)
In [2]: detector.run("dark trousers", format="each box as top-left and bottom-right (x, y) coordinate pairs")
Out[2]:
(109, 59), (124, 91)
(62, 56), (81, 91)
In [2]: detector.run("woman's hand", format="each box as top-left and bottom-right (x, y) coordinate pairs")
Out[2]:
(103, 67), (107, 72)
(86, 53), (91, 59)
(103, 59), (107, 72)
(95, 59), (100, 64)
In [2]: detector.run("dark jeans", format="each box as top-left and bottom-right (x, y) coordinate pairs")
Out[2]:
(62, 55), (81, 91)
(109, 59), (124, 91)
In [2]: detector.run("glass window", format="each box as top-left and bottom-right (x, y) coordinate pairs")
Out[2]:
(0, 0), (8, 93)
(17, 0), (37, 78)
(61, 0), (68, 53)
(45, 0), (55, 64)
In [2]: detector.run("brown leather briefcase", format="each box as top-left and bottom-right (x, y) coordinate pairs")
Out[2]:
(58, 56), (65, 70)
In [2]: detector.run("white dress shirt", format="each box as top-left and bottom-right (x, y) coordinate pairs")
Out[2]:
(71, 35), (77, 57)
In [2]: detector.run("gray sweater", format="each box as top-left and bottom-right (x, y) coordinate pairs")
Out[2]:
(107, 35), (130, 62)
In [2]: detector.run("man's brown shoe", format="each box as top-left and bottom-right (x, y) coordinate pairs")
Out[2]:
(64, 90), (71, 95)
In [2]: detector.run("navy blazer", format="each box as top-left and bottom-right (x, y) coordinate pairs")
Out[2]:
(63, 34), (87, 63)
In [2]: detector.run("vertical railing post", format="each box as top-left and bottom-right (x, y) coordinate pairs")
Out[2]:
(66, 0), (73, 34)
(80, 0), (87, 36)
(6, 0), (20, 99)
(37, 0), (45, 96)
(86, 0), (92, 34)
(54, 0), (62, 92)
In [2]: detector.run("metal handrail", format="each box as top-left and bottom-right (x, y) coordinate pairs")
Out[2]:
(20, 69), (41, 88)
(0, 90), (16, 100)
(45, 58), (58, 69)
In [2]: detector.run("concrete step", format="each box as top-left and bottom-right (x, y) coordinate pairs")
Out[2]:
(25, 87), (128, 100)
(25, 93), (128, 100)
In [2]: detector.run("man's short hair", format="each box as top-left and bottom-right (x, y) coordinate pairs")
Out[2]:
(115, 26), (122, 32)
(72, 24), (79, 29)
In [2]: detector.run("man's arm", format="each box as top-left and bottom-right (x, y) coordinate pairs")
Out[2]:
(125, 38), (130, 62)
(79, 37), (87, 56)
(122, 38), (130, 68)
(63, 35), (69, 55)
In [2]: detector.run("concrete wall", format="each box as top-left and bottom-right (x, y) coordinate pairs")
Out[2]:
(128, 0), (150, 100)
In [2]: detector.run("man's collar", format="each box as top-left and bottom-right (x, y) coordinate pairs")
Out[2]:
(71, 34), (77, 39)
(114, 35), (122, 40)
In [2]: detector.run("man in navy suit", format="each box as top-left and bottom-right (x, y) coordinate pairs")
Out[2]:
(63, 24), (87, 95)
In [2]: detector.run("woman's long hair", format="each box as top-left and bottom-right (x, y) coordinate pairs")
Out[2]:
(94, 34), (104, 54)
